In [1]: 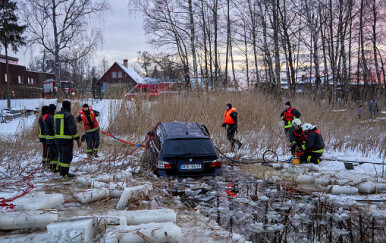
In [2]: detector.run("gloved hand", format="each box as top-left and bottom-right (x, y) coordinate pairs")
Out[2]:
(81, 134), (86, 142)
(221, 123), (226, 128)
(77, 139), (82, 148)
(290, 142), (297, 153)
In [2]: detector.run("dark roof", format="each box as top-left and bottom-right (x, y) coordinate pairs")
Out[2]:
(159, 122), (209, 139)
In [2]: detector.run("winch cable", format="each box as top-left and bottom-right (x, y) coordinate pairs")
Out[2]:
(215, 146), (280, 165)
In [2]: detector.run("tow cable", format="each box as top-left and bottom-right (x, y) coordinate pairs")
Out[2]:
(214, 146), (290, 166)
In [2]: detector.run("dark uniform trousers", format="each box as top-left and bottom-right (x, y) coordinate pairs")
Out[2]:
(58, 140), (74, 175)
(86, 130), (100, 155)
(41, 140), (50, 166)
(227, 125), (241, 149)
(47, 143), (59, 171)
(300, 152), (322, 164)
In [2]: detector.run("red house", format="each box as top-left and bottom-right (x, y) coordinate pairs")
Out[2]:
(98, 59), (145, 94)
(0, 55), (55, 98)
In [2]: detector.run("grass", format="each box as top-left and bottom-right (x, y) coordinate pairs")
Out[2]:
(0, 91), (384, 177)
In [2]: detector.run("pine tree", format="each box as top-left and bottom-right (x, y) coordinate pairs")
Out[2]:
(0, 0), (26, 109)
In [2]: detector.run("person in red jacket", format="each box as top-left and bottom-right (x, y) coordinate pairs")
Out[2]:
(280, 101), (301, 139)
(222, 103), (242, 150)
(76, 104), (100, 158)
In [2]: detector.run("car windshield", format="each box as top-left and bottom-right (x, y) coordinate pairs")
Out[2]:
(163, 139), (216, 157)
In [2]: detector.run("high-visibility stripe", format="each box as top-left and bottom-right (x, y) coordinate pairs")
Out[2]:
(85, 126), (99, 133)
(312, 149), (324, 153)
(307, 156), (312, 162)
(302, 144), (306, 150)
(87, 149), (93, 152)
(93, 148), (99, 151)
(46, 135), (55, 139)
(59, 162), (70, 168)
(72, 133), (79, 139)
(283, 120), (292, 128)
(56, 135), (73, 139)
(43, 158), (50, 162)
(50, 161), (59, 165)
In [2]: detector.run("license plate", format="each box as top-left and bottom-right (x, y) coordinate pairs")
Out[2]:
(180, 164), (202, 170)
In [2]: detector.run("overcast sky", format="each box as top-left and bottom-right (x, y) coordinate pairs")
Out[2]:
(8, 0), (149, 68)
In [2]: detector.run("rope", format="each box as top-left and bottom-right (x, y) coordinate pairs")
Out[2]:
(215, 146), (280, 166)
(0, 144), (46, 211)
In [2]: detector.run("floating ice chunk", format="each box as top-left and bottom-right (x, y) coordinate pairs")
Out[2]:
(47, 217), (95, 243)
(369, 205), (386, 220)
(374, 183), (386, 193)
(115, 172), (133, 180)
(297, 175), (316, 184)
(315, 178), (330, 186)
(102, 222), (182, 243)
(90, 181), (109, 189)
(96, 174), (114, 182)
(77, 177), (91, 187)
(13, 192), (64, 211)
(109, 209), (176, 225)
(109, 189), (123, 198)
(0, 210), (58, 230)
(75, 188), (109, 204)
(116, 184), (152, 210)
(331, 185), (358, 195)
(357, 182), (376, 194)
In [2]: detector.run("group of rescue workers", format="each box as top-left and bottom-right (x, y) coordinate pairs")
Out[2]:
(38, 100), (100, 178)
(223, 101), (324, 164)
(38, 99), (324, 178)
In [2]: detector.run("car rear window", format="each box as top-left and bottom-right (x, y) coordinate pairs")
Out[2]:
(163, 139), (217, 157)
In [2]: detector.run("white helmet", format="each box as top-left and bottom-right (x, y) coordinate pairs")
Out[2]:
(302, 123), (315, 131)
(291, 118), (301, 127)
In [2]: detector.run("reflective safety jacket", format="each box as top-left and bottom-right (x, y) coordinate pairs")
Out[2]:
(302, 129), (325, 153)
(43, 113), (55, 144)
(224, 108), (237, 125)
(290, 128), (305, 145)
(38, 115), (46, 142)
(280, 107), (301, 128)
(78, 107), (99, 133)
(54, 107), (79, 144)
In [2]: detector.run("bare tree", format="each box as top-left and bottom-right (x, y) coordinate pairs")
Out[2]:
(22, 0), (108, 100)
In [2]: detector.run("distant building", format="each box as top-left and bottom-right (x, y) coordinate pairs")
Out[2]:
(98, 59), (145, 94)
(0, 55), (55, 99)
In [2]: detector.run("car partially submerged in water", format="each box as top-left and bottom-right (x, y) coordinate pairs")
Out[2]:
(142, 122), (222, 177)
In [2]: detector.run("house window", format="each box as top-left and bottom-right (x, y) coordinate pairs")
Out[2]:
(112, 72), (116, 78)
(4, 74), (7, 82)
(31, 78), (34, 84)
(118, 71), (122, 78)
(27, 78), (30, 84)
(18, 76), (22, 84)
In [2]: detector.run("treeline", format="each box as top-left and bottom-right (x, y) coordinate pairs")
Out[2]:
(131, 0), (385, 99)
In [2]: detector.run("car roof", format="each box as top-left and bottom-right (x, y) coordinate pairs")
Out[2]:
(159, 122), (210, 140)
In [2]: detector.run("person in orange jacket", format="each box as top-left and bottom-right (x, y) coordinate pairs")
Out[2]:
(222, 103), (242, 150)
(76, 104), (100, 158)
(280, 101), (301, 139)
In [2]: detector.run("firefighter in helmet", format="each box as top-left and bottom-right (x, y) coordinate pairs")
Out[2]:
(299, 123), (325, 164)
(280, 101), (301, 139)
(289, 118), (305, 156)
(76, 104), (100, 158)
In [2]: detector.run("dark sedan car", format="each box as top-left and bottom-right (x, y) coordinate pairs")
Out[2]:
(141, 122), (222, 177)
